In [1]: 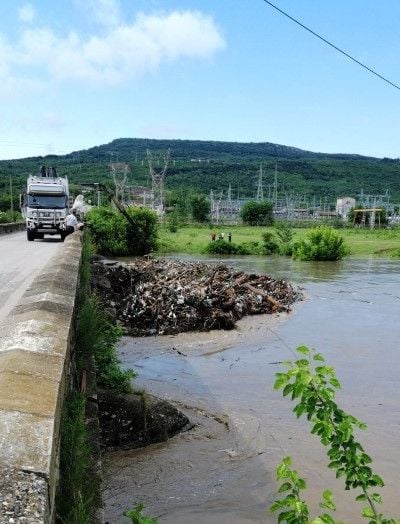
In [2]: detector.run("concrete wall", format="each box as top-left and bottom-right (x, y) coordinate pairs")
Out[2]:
(0, 222), (25, 235)
(0, 232), (82, 523)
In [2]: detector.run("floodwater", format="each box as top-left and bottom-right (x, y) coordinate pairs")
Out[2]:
(103, 256), (400, 523)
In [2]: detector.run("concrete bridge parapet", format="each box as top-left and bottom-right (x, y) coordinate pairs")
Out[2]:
(0, 233), (82, 523)
(0, 222), (25, 235)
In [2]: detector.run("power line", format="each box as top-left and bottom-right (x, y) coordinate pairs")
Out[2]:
(262, 0), (400, 92)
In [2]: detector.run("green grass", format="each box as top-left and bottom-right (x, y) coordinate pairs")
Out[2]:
(340, 227), (400, 256)
(156, 224), (400, 257)
(77, 232), (136, 393)
(157, 225), (265, 254)
(56, 391), (96, 524)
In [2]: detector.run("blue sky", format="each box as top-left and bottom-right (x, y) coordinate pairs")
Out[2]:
(1, 0), (400, 160)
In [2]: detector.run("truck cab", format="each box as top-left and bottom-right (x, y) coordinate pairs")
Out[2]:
(21, 167), (70, 241)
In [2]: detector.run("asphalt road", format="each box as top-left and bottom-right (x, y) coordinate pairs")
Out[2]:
(0, 231), (63, 323)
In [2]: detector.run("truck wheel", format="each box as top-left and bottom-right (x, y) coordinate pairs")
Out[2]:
(27, 230), (35, 241)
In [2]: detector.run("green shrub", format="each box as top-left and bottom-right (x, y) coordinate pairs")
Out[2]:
(77, 296), (136, 393)
(205, 239), (246, 254)
(239, 241), (264, 255)
(85, 207), (128, 255)
(292, 226), (349, 261)
(167, 212), (179, 233)
(124, 503), (158, 524)
(0, 210), (20, 223)
(275, 222), (294, 255)
(125, 206), (158, 255)
(85, 206), (158, 256)
(240, 200), (274, 226)
(262, 231), (280, 255)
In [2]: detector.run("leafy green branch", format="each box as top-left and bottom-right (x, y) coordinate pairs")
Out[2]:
(271, 346), (399, 524)
(271, 456), (339, 524)
(123, 502), (158, 524)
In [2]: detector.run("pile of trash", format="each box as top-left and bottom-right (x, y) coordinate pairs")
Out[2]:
(92, 258), (302, 336)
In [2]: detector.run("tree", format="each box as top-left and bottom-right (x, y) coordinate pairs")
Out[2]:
(0, 192), (19, 213)
(190, 194), (210, 223)
(240, 200), (274, 226)
(85, 206), (158, 256)
(167, 189), (190, 221)
(125, 206), (158, 255)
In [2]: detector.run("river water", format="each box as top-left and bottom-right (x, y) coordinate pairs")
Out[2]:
(103, 256), (400, 523)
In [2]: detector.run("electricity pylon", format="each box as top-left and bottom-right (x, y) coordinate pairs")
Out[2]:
(147, 148), (170, 214)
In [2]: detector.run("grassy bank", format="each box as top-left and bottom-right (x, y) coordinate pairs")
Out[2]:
(157, 224), (400, 257)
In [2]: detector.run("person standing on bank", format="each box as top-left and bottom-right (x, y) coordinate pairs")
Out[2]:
(228, 232), (232, 242)
(65, 209), (78, 236)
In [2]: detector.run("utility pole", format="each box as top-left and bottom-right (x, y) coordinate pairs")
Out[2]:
(256, 164), (264, 201)
(273, 162), (278, 208)
(9, 171), (14, 217)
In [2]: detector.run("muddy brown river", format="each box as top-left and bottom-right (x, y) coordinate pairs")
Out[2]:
(103, 256), (400, 523)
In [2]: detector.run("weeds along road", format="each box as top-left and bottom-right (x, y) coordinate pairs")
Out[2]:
(0, 231), (63, 323)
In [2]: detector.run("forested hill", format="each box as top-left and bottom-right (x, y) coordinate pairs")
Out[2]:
(1, 137), (400, 204)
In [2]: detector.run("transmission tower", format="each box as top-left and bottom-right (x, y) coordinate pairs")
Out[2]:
(227, 183), (234, 219)
(110, 162), (129, 204)
(256, 164), (264, 201)
(147, 149), (170, 214)
(273, 162), (278, 207)
(210, 189), (215, 222)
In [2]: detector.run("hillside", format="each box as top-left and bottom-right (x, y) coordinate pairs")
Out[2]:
(0, 138), (399, 208)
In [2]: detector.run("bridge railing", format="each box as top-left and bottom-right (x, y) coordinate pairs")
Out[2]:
(0, 221), (26, 235)
(0, 232), (82, 522)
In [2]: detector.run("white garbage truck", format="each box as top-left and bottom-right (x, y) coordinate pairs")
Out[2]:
(21, 166), (70, 241)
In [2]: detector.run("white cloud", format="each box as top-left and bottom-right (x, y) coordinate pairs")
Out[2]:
(86, 0), (121, 27)
(2, 9), (225, 90)
(18, 3), (36, 24)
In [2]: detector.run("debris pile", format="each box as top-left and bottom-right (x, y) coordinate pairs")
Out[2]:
(92, 258), (302, 336)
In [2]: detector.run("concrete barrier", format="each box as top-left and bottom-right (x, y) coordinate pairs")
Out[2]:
(0, 222), (26, 235)
(0, 232), (82, 523)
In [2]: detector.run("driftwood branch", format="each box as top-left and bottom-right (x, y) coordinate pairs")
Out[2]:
(242, 283), (291, 312)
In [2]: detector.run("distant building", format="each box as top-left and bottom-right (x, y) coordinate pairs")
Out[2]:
(336, 197), (356, 218)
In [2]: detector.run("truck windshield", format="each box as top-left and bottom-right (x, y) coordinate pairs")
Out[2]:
(28, 195), (67, 209)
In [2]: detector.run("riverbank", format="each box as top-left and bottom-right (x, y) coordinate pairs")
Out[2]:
(156, 224), (400, 257)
